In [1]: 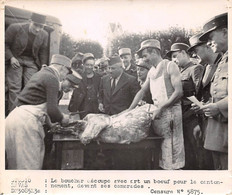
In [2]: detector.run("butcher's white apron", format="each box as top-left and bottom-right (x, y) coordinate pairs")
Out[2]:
(5, 103), (47, 170)
(149, 63), (185, 170)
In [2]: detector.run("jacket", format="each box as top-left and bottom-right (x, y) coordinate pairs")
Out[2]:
(99, 71), (140, 115)
(5, 22), (48, 68)
(68, 72), (101, 118)
(204, 51), (228, 152)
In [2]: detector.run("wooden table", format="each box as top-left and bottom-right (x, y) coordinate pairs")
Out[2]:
(53, 134), (163, 170)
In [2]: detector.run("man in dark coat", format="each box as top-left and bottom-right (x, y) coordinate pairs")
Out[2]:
(99, 55), (140, 115)
(167, 42), (204, 170)
(68, 53), (101, 119)
(98, 55), (140, 170)
(199, 13), (228, 170)
(118, 48), (137, 78)
(5, 12), (49, 113)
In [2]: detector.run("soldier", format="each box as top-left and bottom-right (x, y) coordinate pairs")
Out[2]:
(166, 43), (204, 170)
(188, 32), (222, 170)
(5, 54), (72, 169)
(118, 48), (137, 77)
(198, 13), (228, 170)
(5, 13), (49, 113)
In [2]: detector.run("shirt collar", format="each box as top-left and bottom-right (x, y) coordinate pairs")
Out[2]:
(125, 64), (132, 71)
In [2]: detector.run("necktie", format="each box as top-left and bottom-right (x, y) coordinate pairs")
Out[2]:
(111, 79), (116, 94)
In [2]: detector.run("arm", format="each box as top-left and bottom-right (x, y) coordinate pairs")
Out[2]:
(98, 77), (104, 104)
(38, 30), (49, 66)
(160, 62), (183, 111)
(216, 97), (228, 118)
(130, 77), (141, 100)
(201, 97), (228, 118)
(128, 78), (149, 110)
(98, 77), (105, 112)
(191, 65), (204, 95)
(5, 23), (18, 61)
(45, 76), (64, 123)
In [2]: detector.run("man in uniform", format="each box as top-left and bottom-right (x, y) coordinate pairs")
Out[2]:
(188, 32), (222, 170)
(118, 48), (137, 77)
(5, 54), (72, 170)
(128, 39), (185, 170)
(5, 12), (49, 113)
(199, 13), (228, 170)
(166, 43), (204, 169)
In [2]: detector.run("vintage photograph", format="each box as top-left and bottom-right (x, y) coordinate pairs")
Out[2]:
(3, 0), (229, 173)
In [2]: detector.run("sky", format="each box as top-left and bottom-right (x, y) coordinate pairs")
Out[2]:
(5, 0), (229, 47)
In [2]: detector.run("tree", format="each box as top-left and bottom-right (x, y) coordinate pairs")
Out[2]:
(60, 33), (104, 59)
(106, 26), (197, 59)
(73, 40), (103, 59)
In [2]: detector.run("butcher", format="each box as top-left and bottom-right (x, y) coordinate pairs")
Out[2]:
(128, 39), (185, 170)
(5, 54), (72, 170)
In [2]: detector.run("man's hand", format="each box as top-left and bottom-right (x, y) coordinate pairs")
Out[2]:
(201, 103), (220, 117)
(61, 114), (70, 127)
(10, 57), (20, 69)
(151, 108), (162, 120)
(193, 125), (202, 141)
(191, 103), (203, 114)
(98, 103), (105, 113)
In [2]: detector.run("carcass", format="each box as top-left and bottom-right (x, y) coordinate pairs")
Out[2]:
(79, 104), (156, 144)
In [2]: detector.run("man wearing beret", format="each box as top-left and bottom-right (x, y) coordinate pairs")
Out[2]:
(129, 39), (184, 170)
(188, 32), (222, 170)
(5, 13), (49, 114)
(118, 48), (137, 78)
(5, 54), (72, 170)
(167, 43), (204, 170)
(43, 71), (82, 169)
(198, 13), (228, 170)
(69, 53), (101, 119)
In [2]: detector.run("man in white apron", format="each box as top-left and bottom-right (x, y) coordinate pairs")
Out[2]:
(129, 39), (185, 170)
(5, 54), (73, 170)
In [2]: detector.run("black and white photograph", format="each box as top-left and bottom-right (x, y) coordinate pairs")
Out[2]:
(0, 0), (231, 194)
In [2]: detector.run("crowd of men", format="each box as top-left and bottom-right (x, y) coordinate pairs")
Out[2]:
(5, 12), (228, 170)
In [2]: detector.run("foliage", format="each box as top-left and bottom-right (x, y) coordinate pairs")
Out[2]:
(106, 26), (197, 59)
(60, 33), (104, 59)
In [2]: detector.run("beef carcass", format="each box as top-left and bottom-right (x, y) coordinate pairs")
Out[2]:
(79, 104), (156, 144)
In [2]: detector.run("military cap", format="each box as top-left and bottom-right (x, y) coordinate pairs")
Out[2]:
(166, 43), (189, 58)
(109, 55), (122, 66)
(31, 13), (46, 25)
(50, 54), (72, 69)
(136, 59), (151, 70)
(199, 13), (228, 41)
(72, 52), (84, 63)
(82, 53), (95, 63)
(188, 33), (207, 52)
(118, 48), (132, 57)
(66, 71), (82, 88)
(137, 39), (161, 58)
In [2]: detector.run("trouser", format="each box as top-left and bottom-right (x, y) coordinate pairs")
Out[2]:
(182, 116), (200, 169)
(211, 151), (228, 170)
(5, 106), (45, 170)
(6, 56), (39, 113)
